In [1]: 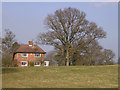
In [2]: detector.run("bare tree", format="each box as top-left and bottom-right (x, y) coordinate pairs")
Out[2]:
(2, 29), (16, 54)
(103, 49), (115, 65)
(2, 29), (20, 67)
(118, 57), (120, 64)
(37, 7), (106, 66)
(45, 51), (58, 66)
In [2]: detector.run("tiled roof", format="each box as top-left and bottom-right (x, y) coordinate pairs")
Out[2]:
(15, 44), (46, 53)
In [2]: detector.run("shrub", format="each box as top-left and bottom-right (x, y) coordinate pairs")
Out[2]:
(29, 62), (34, 67)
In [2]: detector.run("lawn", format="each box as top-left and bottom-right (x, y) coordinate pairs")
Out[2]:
(2, 65), (118, 88)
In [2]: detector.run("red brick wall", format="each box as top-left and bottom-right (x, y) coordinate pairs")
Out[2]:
(14, 53), (45, 67)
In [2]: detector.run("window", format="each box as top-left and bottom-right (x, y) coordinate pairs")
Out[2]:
(44, 61), (49, 66)
(22, 53), (28, 57)
(34, 53), (41, 57)
(21, 61), (27, 66)
(44, 62), (46, 66)
(34, 62), (40, 66)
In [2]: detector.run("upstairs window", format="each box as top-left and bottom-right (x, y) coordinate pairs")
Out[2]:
(22, 53), (28, 57)
(34, 53), (41, 57)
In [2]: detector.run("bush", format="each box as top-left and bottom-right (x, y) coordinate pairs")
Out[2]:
(29, 62), (34, 67)
(12, 60), (18, 67)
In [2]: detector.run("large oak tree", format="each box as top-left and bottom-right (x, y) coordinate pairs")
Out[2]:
(37, 7), (106, 66)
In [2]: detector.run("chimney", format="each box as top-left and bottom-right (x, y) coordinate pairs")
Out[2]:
(29, 40), (33, 46)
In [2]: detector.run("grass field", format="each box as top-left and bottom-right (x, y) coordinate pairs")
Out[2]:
(2, 65), (118, 88)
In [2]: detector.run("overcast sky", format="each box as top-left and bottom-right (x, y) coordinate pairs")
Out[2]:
(2, 2), (118, 61)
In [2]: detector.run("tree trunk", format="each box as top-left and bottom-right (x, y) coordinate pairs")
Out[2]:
(66, 46), (69, 66)
(63, 50), (66, 66)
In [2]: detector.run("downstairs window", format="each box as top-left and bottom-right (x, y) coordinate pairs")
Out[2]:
(21, 61), (27, 66)
(34, 62), (40, 66)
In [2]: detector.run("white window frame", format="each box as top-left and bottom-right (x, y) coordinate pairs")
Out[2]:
(44, 61), (47, 66)
(29, 45), (32, 47)
(44, 61), (49, 66)
(21, 61), (28, 66)
(21, 53), (28, 57)
(34, 62), (40, 66)
(34, 53), (41, 57)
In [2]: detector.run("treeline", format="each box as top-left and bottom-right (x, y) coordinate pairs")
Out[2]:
(45, 41), (115, 66)
(2, 28), (116, 67)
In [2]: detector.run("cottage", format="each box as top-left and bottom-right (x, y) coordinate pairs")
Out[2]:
(13, 41), (48, 67)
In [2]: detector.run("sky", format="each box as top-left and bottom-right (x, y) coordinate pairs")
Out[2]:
(2, 2), (118, 61)
(118, 2), (120, 57)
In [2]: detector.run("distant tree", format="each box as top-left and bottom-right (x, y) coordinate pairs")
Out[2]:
(70, 41), (103, 65)
(0, 36), (2, 67)
(2, 29), (16, 54)
(2, 29), (20, 67)
(37, 7), (106, 66)
(45, 51), (58, 66)
(48, 40), (115, 66)
(118, 57), (120, 64)
(11, 42), (20, 54)
(54, 50), (67, 66)
(70, 41), (115, 65)
(2, 53), (13, 67)
(102, 49), (115, 65)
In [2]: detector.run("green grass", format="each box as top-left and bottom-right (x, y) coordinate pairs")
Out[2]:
(2, 65), (118, 88)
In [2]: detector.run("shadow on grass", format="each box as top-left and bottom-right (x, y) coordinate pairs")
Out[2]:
(2, 67), (19, 74)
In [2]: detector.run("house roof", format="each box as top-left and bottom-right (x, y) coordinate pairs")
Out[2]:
(14, 44), (46, 54)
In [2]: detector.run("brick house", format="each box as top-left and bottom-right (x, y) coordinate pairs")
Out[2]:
(13, 41), (48, 67)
